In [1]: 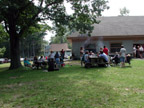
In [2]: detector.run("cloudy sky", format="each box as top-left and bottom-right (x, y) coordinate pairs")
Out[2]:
(45, 0), (144, 41)
(103, 0), (144, 16)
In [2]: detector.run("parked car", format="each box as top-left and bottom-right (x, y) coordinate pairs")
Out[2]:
(0, 58), (9, 64)
(20, 58), (24, 61)
(8, 59), (11, 62)
(0, 58), (5, 64)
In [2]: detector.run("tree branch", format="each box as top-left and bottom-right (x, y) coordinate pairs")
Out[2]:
(19, 1), (62, 37)
(16, 0), (35, 20)
(4, 20), (9, 34)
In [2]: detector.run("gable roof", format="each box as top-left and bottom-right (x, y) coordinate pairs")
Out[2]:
(49, 43), (71, 52)
(69, 16), (144, 37)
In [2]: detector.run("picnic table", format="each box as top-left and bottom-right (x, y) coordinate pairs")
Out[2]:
(33, 60), (47, 69)
(85, 56), (108, 68)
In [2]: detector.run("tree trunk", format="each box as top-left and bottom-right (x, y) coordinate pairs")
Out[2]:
(9, 17), (22, 69)
(33, 42), (35, 56)
(9, 33), (22, 69)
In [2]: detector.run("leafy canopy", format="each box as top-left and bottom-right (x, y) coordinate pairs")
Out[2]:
(0, 47), (6, 57)
(0, 0), (109, 37)
(0, 24), (8, 42)
(119, 7), (130, 16)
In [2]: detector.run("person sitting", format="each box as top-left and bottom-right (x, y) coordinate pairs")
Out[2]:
(126, 54), (132, 65)
(24, 58), (32, 68)
(84, 51), (89, 63)
(39, 56), (45, 62)
(98, 51), (109, 67)
(39, 56), (47, 69)
(48, 58), (55, 71)
(112, 52), (120, 65)
(89, 51), (95, 57)
(99, 51), (109, 62)
(33, 56), (39, 69)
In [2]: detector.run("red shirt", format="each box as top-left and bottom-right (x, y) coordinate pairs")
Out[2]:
(103, 48), (108, 55)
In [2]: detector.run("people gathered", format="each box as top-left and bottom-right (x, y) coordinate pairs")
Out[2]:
(23, 44), (137, 69)
(80, 46), (109, 67)
(79, 44), (134, 68)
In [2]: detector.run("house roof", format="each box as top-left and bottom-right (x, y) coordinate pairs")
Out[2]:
(69, 16), (144, 37)
(49, 43), (71, 52)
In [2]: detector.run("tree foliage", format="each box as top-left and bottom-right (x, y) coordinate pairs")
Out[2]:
(119, 7), (130, 16)
(20, 24), (48, 57)
(50, 24), (70, 43)
(0, 0), (108, 69)
(0, 47), (6, 57)
(0, 24), (8, 42)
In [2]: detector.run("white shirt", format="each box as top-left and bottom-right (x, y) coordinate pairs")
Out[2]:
(133, 47), (136, 53)
(49, 53), (55, 59)
(139, 46), (143, 51)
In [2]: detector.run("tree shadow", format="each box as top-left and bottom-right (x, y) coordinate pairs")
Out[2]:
(0, 65), (121, 107)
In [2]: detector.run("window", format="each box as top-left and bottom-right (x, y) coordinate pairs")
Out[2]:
(84, 44), (96, 53)
(110, 43), (122, 53)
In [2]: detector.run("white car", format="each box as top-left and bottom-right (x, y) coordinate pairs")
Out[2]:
(0, 58), (5, 64)
(20, 58), (24, 61)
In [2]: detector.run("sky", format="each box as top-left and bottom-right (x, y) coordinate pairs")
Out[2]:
(44, 0), (144, 42)
(103, 0), (144, 16)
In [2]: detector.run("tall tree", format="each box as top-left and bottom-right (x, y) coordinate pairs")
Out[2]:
(20, 24), (49, 57)
(119, 7), (130, 16)
(50, 24), (70, 44)
(0, 24), (9, 58)
(0, 0), (108, 69)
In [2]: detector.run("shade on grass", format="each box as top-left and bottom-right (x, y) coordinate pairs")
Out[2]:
(0, 60), (144, 108)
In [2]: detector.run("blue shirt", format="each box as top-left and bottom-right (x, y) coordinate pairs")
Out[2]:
(99, 53), (108, 62)
(24, 60), (31, 65)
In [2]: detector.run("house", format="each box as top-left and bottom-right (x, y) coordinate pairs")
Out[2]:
(67, 16), (144, 59)
(44, 43), (71, 58)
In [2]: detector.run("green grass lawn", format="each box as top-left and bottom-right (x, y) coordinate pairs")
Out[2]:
(0, 60), (144, 108)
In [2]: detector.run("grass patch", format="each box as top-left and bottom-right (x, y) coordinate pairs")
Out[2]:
(0, 60), (144, 108)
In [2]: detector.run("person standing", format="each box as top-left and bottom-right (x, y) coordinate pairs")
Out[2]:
(80, 47), (84, 66)
(133, 45), (136, 58)
(103, 46), (110, 65)
(136, 46), (140, 58)
(103, 46), (109, 55)
(49, 51), (55, 59)
(61, 49), (65, 59)
(139, 45), (144, 59)
(120, 45), (126, 67)
(55, 52), (60, 64)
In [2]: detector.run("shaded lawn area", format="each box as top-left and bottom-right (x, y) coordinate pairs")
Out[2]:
(0, 60), (144, 108)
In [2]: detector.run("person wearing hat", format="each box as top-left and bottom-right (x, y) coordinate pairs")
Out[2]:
(120, 45), (126, 67)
